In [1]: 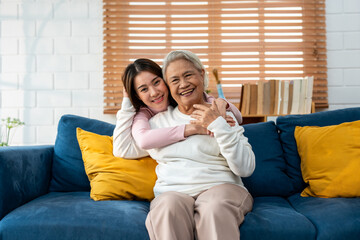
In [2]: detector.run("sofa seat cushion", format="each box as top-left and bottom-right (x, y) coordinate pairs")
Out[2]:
(276, 107), (360, 193)
(288, 193), (360, 240)
(0, 192), (150, 240)
(242, 122), (294, 197)
(240, 196), (315, 240)
(50, 115), (115, 192)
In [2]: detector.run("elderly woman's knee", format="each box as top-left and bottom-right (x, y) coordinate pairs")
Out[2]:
(151, 192), (194, 213)
(197, 198), (229, 212)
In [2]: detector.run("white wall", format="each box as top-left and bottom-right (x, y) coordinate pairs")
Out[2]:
(326, 0), (360, 110)
(0, 0), (359, 145)
(0, 0), (115, 145)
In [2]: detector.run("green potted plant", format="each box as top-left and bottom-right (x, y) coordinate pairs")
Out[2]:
(0, 117), (25, 146)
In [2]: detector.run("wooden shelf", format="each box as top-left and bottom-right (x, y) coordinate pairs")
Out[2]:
(241, 102), (315, 125)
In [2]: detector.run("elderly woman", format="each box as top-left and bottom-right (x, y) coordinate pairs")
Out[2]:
(144, 50), (255, 240)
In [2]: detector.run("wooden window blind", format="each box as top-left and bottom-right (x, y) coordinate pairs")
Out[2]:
(103, 0), (327, 114)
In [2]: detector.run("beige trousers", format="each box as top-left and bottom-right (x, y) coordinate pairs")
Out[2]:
(145, 183), (253, 240)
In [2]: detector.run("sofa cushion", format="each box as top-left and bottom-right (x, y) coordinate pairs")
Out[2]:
(288, 193), (360, 240)
(77, 128), (157, 201)
(0, 192), (150, 240)
(295, 120), (360, 198)
(242, 121), (294, 197)
(50, 115), (115, 192)
(276, 107), (360, 193)
(240, 196), (315, 240)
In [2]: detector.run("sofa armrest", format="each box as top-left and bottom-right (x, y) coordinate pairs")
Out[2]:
(0, 145), (53, 220)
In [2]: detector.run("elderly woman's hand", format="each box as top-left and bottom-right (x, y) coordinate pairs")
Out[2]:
(191, 101), (222, 128)
(214, 98), (228, 119)
(213, 99), (236, 127)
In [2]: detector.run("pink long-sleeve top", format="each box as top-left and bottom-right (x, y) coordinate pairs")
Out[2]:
(132, 93), (243, 149)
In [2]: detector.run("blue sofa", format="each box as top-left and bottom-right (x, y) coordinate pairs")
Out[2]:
(1, 107), (360, 240)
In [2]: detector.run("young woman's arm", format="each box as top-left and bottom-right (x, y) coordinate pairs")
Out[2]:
(112, 97), (149, 159)
(130, 94), (241, 150)
(127, 93), (235, 150)
(132, 108), (207, 149)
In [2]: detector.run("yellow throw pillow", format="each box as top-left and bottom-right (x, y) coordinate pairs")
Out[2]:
(294, 120), (360, 198)
(76, 128), (158, 201)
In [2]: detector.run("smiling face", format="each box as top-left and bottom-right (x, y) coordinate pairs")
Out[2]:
(134, 71), (169, 112)
(165, 59), (205, 114)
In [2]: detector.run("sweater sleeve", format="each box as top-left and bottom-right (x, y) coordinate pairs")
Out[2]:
(207, 114), (255, 177)
(112, 97), (149, 159)
(132, 108), (186, 149)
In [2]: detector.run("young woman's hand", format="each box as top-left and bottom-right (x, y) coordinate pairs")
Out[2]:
(123, 87), (129, 98)
(184, 124), (209, 137)
(225, 115), (236, 127)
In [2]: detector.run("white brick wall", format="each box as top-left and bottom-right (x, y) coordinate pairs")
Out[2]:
(344, 0), (360, 13)
(1, 20), (36, 37)
(0, 0), (360, 145)
(1, 90), (36, 108)
(327, 0), (360, 110)
(0, 0), (112, 145)
(54, 37), (88, 54)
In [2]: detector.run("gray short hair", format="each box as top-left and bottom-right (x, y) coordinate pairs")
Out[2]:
(162, 50), (209, 89)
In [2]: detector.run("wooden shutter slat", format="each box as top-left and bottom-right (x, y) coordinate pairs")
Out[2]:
(103, 0), (328, 113)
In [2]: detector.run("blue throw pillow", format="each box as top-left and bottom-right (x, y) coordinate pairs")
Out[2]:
(243, 121), (294, 197)
(276, 107), (360, 193)
(50, 115), (115, 192)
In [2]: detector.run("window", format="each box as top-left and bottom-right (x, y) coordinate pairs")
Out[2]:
(103, 0), (327, 114)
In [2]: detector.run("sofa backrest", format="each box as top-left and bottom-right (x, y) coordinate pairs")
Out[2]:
(276, 107), (360, 193)
(51, 114), (296, 197)
(50, 114), (115, 192)
(51, 108), (360, 196)
(243, 121), (294, 197)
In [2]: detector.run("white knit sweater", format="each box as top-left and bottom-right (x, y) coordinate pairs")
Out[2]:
(148, 106), (255, 197)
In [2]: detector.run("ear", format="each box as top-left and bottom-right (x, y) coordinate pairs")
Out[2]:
(200, 68), (205, 77)
(200, 69), (206, 89)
